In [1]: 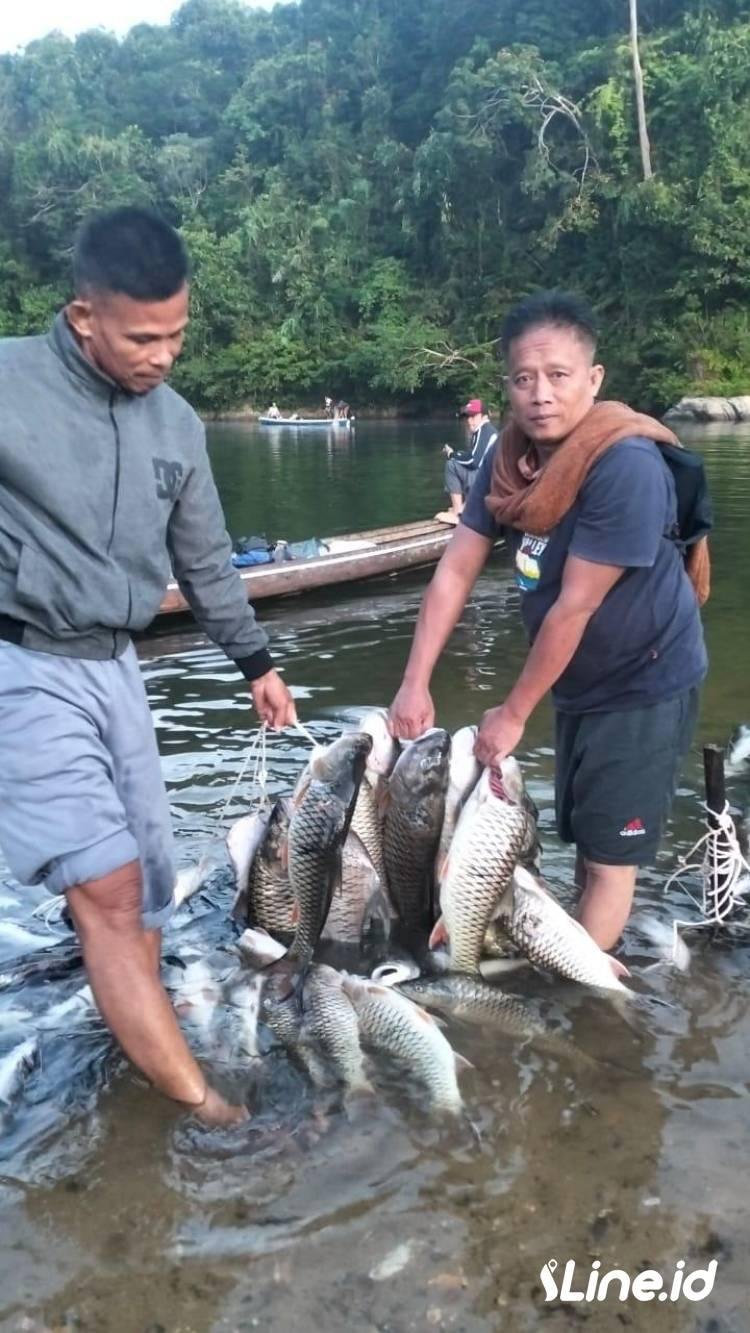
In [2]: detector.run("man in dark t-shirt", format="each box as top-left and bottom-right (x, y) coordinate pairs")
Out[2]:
(389, 291), (708, 955)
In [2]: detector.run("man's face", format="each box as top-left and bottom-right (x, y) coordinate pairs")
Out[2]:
(66, 285), (190, 394)
(466, 411), (483, 432)
(506, 324), (604, 444)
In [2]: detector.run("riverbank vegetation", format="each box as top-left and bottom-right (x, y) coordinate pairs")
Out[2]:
(1, 0), (749, 411)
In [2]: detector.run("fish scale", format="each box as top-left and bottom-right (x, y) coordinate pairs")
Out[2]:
(397, 975), (547, 1043)
(248, 801), (295, 935)
(350, 777), (387, 883)
(383, 730), (450, 929)
(287, 732), (372, 965)
(440, 761), (529, 974)
(301, 966), (371, 1091)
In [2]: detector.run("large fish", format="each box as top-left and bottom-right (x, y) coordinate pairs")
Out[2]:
(322, 831), (393, 945)
(349, 708), (397, 880)
(435, 726), (482, 884)
(382, 729), (451, 929)
(436, 759), (530, 974)
(350, 775), (388, 884)
(286, 732), (372, 966)
(394, 974), (548, 1043)
(229, 797), (295, 935)
(495, 865), (630, 993)
(340, 973), (466, 1114)
(358, 707), (399, 779)
(242, 927), (369, 1092)
(300, 965), (372, 1093)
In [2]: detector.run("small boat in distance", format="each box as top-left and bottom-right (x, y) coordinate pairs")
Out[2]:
(259, 415), (353, 429)
(156, 518), (470, 622)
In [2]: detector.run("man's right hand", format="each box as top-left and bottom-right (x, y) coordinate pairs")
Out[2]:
(194, 1085), (250, 1127)
(442, 444), (454, 458)
(388, 681), (435, 739)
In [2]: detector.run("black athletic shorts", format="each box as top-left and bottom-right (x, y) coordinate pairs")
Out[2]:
(555, 687), (700, 866)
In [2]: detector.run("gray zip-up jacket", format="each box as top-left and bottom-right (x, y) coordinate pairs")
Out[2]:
(0, 313), (272, 678)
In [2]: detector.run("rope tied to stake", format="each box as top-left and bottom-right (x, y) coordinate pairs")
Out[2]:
(663, 800), (750, 960)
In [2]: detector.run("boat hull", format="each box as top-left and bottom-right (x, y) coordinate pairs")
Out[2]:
(258, 416), (352, 428)
(156, 519), (456, 620)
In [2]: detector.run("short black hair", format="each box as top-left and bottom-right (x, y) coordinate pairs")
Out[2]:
(501, 290), (598, 358)
(73, 207), (190, 301)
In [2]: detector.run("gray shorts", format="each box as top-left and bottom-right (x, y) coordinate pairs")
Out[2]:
(555, 687), (699, 866)
(444, 458), (476, 499)
(0, 641), (175, 929)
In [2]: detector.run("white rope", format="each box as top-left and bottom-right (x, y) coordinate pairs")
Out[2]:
(33, 720), (316, 925)
(294, 718), (322, 751)
(663, 801), (750, 961)
(213, 723), (269, 832)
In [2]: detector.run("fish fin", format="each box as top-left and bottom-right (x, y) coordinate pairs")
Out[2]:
(411, 1002), (444, 1028)
(375, 782), (391, 822)
(609, 957), (631, 980)
(428, 916), (449, 949)
(454, 1051), (474, 1072)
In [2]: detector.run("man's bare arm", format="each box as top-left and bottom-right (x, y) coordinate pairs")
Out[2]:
(475, 554), (625, 764)
(390, 526), (493, 738)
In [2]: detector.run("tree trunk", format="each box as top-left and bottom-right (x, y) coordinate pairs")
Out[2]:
(629, 0), (654, 180)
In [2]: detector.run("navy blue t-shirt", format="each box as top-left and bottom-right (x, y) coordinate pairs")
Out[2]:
(462, 436), (708, 713)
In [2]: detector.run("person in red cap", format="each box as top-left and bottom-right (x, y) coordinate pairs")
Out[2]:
(435, 399), (498, 524)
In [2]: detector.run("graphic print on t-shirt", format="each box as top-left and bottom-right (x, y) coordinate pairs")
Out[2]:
(515, 533), (549, 592)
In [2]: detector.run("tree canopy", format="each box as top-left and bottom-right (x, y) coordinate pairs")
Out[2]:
(1, 0), (749, 412)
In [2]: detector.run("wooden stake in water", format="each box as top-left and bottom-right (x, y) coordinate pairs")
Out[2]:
(703, 743), (733, 925)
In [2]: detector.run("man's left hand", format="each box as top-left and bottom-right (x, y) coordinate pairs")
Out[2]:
(475, 703), (526, 768)
(250, 670), (297, 729)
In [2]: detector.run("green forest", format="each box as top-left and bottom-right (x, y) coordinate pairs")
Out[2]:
(1, 0), (749, 412)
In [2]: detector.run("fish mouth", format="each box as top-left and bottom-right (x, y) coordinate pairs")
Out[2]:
(488, 768), (512, 802)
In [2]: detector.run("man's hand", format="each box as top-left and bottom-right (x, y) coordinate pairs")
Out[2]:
(442, 444), (454, 458)
(389, 681), (435, 740)
(250, 669), (297, 729)
(194, 1085), (250, 1128)
(475, 703), (526, 767)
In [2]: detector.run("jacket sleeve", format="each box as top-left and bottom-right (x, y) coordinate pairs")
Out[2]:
(166, 428), (273, 680)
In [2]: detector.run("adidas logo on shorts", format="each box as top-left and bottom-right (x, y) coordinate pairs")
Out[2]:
(619, 817), (646, 837)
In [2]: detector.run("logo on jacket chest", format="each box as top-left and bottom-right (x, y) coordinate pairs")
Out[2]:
(152, 458), (184, 502)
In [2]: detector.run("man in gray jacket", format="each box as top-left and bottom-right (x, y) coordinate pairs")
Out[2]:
(0, 207), (296, 1125)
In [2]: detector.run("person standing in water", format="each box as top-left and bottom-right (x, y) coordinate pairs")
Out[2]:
(392, 291), (709, 953)
(0, 207), (297, 1124)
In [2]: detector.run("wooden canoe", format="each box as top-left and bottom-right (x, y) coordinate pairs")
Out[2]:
(157, 518), (456, 619)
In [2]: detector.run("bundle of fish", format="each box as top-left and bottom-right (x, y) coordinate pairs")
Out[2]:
(220, 711), (629, 1117)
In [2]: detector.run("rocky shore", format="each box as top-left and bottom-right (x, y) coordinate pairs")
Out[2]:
(665, 395), (750, 423)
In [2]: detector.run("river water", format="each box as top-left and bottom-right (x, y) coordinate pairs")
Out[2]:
(0, 420), (748, 1333)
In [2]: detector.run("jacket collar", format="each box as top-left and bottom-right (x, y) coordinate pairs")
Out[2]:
(49, 310), (128, 399)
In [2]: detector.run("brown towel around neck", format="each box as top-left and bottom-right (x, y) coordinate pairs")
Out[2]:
(486, 399), (710, 605)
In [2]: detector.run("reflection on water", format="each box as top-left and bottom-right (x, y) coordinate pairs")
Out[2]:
(0, 422), (748, 1332)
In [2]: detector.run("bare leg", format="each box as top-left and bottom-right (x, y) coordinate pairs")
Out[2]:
(576, 858), (637, 951)
(66, 860), (248, 1126)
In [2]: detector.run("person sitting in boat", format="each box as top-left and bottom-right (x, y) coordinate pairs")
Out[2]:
(435, 398), (497, 525)
(324, 396), (334, 418)
(335, 400), (352, 422)
(266, 401), (281, 419)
